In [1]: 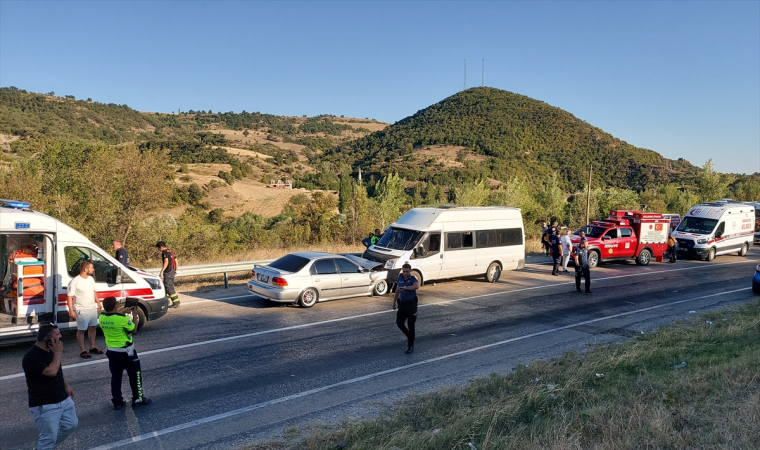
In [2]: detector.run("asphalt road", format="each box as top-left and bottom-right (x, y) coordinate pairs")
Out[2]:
(1, 251), (758, 450)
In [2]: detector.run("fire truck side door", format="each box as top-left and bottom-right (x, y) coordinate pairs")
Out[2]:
(618, 227), (636, 258)
(601, 228), (621, 258)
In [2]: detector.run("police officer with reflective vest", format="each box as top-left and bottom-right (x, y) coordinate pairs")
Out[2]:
(99, 296), (152, 410)
(573, 240), (592, 294)
(156, 241), (180, 308)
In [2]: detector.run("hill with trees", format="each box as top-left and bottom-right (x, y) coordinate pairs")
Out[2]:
(322, 87), (701, 192)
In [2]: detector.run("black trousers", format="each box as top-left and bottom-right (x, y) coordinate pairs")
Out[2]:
(551, 253), (561, 274)
(575, 266), (591, 292)
(163, 271), (179, 302)
(668, 245), (677, 263)
(107, 348), (144, 404)
(396, 301), (418, 346)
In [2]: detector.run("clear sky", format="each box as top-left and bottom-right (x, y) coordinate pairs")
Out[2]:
(1, 1), (758, 174)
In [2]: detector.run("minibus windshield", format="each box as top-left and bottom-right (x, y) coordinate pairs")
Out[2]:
(676, 217), (718, 235)
(375, 227), (424, 251)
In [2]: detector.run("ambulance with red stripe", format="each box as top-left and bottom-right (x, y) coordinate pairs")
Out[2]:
(672, 200), (754, 261)
(1, 200), (168, 341)
(571, 210), (671, 268)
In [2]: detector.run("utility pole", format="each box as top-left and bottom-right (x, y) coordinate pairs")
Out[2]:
(585, 164), (593, 225)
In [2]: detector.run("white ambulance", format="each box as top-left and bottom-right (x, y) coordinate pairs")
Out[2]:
(672, 200), (754, 261)
(1, 199), (168, 341)
(362, 206), (525, 285)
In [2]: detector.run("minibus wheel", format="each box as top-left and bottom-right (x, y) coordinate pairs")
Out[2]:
(706, 247), (716, 261)
(738, 243), (748, 257)
(485, 262), (501, 283)
(411, 270), (422, 286)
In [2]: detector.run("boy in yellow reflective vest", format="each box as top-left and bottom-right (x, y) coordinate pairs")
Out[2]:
(99, 297), (152, 410)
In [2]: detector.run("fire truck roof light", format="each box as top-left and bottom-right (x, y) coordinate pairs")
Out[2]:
(0, 199), (31, 209)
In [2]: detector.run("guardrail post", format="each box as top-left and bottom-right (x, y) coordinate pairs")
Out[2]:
(224, 272), (229, 289)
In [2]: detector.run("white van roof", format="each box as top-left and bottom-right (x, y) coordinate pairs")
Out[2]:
(0, 204), (91, 242)
(686, 202), (754, 219)
(392, 207), (522, 231)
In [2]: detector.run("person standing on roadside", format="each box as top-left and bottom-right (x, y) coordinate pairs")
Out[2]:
(667, 234), (678, 263)
(573, 240), (592, 294)
(156, 241), (180, 308)
(541, 222), (550, 256)
(393, 263), (419, 354)
(560, 229), (573, 273)
(549, 229), (563, 276)
(66, 261), (103, 359)
(112, 240), (129, 267)
(99, 297), (152, 410)
(371, 228), (383, 245)
(22, 323), (78, 450)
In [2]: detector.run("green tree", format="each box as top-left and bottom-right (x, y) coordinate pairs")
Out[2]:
(425, 181), (437, 204)
(696, 159), (733, 202)
(375, 173), (406, 228)
(411, 183), (423, 207)
(536, 172), (566, 224)
(733, 180), (760, 201)
(455, 178), (490, 206)
(338, 166), (353, 214)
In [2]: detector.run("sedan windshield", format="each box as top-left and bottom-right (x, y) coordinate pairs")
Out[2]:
(268, 254), (310, 272)
(677, 217), (718, 235)
(375, 227), (424, 251)
(575, 226), (605, 239)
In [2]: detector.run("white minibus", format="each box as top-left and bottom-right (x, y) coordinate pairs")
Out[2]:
(362, 206), (525, 285)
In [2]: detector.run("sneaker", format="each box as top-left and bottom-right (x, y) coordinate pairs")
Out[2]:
(113, 401), (126, 411)
(132, 398), (153, 407)
(89, 347), (104, 355)
(405, 345), (414, 354)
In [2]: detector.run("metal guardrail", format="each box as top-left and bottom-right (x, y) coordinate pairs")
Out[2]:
(145, 259), (275, 288)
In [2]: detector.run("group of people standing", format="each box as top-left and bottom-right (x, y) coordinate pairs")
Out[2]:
(21, 240), (180, 449)
(542, 223), (591, 294)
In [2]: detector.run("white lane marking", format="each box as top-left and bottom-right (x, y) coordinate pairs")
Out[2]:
(89, 286), (750, 450)
(1, 259), (752, 382)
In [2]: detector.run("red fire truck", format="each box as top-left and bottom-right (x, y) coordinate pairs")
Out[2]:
(570, 210), (671, 268)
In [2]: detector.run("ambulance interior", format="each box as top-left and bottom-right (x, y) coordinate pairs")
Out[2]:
(0, 233), (52, 327)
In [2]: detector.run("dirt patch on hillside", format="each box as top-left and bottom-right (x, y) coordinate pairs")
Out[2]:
(415, 145), (488, 168)
(0, 133), (20, 151)
(171, 163), (336, 219)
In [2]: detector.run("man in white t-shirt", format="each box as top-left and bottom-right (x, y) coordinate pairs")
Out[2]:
(66, 261), (102, 359)
(560, 229), (573, 273)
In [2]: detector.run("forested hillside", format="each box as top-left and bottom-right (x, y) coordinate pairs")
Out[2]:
(324, 87), (700, 192)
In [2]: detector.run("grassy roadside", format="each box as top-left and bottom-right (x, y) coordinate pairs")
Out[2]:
(246, 298), (760, 450)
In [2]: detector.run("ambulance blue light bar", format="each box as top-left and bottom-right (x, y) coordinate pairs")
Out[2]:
(0, 199), (31, 209)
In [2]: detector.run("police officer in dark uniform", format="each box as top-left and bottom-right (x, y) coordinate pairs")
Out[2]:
(573, 240), (592, 294)
(549, 229), (563, 276)
(393, 263), (419, 354)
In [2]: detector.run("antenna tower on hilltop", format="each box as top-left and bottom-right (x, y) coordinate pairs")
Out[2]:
(463, 59), (467, 90)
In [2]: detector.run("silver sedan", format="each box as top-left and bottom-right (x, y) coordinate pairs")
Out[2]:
(247, 252), (389, 308)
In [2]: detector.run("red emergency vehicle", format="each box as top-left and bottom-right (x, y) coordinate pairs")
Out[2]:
(571, 210), (671, 268)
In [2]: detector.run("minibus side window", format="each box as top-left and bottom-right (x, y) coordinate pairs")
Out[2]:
(462, 232), (473, 248)
(496, 228), (523, 246)
(447, 233), (462, 249)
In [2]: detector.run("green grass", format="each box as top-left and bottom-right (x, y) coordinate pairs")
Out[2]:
(245, 299), (760, 450)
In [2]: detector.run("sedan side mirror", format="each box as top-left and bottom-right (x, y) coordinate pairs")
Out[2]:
(715, 231), (723, 239)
